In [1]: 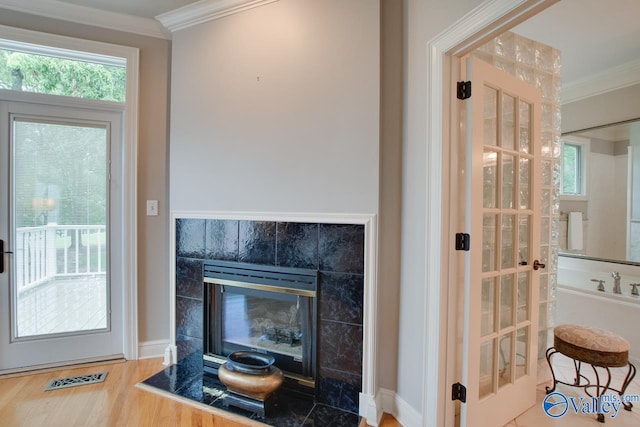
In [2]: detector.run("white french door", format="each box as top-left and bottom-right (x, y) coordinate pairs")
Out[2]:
(459, 57), (543, 427)
(0, 97), (124, 371)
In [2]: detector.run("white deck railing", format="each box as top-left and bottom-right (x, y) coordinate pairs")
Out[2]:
(15, 224), (106, 290)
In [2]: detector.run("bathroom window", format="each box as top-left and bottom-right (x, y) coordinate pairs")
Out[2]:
(561, 136), (590, 199)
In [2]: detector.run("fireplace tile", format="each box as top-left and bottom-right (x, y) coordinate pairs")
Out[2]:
(301, 403), (361, 427)
(318, 321), (363, 374)
(317, 368), (361, 414)
(257, 396), (316, 427)
(176, 257), (203, 299)
(319, 272), (363, 325)
(318, 224), (364, 274)
(176, 296), (203, 340)
(206, 220), (239, 261)
(175, 376), (220, 406)
(142, 353), (202, 393)
(239, 221), (276, 265)
(142, 346), (361, 427)
(276, 223), (319, 269)
(176, 335), (203, 361)
(176, 218), (206, 258)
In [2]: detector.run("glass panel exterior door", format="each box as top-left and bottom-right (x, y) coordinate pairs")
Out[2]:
(460, 57), (542, 427)
(13, 118), (108, 338)
(0, 100), (123, 371)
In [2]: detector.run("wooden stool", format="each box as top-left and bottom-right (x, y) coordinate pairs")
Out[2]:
(546, 324), (636, 423)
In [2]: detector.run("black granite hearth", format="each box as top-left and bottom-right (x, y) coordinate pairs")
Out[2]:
(141, 353), (361, 427)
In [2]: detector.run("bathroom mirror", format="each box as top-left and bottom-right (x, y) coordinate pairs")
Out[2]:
(559, 118), (640, 265)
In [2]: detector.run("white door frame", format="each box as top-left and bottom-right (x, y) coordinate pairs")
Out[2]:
(422, 1), (558, 425)
(0, 25), (140, 364)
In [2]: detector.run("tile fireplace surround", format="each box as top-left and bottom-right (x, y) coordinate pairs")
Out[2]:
(156, 218), (366, 425)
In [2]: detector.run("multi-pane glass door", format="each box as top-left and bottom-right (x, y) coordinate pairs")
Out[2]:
(460, 57), (542, 427)
(478, 86), (536, 397)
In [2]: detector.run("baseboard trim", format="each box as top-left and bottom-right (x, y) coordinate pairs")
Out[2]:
(137, 340), (170, 360)
(361, 388), (422, 427)
(379, 389), (422, 427)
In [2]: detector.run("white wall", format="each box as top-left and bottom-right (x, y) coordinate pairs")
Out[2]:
(169, 0), (380, 214)
(588, 152), (627, 259)
(562, 83), (640, 133)
(400, 0), (485, 413)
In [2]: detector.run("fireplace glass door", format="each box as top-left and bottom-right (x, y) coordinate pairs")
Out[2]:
(223, 288), (304, 358)
(207, 282), (315, 380)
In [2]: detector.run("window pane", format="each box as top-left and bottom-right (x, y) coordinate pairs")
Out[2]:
(0, 48), (125, 102)
(500, 274), (514, 330)
(483, 215), (497, 272)
(484, 150), (498, 208)
(479, 339), (496, 399)
(516, 327), (529, 379)
(519, 215), (530, 265)
(481, 277), (496, 336)
(484, 86), (498, 146)
(519, 100), (531, 154)
(562, 143), (580, 194)
(13, 119), (108, 337)
(502, 93), (516, 150)
(502, 153), (515, 209)
(517, 271), (529, 323)
(519, 157), (530, 209)
(502, 215), (515, 269)
(499, 333), (513, 388)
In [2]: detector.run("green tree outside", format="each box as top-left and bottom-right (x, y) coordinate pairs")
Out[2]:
(14, 121), (107, 228)
(0, 48), (124, 229)
(0, 49), (125, 102)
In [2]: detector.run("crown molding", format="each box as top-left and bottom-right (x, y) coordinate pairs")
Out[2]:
(562, 59), (640, 104)
(156, 0), (279, 32)
(0, 0), (171, 40)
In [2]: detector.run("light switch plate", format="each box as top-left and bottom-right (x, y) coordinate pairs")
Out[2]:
(146, 200), (158, 216)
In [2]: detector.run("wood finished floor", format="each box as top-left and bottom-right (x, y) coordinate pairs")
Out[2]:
(0, 358), (401, 426)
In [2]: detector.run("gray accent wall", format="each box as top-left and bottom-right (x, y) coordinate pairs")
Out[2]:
(169, 0), (381, 214)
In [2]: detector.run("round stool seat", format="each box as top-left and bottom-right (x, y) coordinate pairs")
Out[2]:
(554, 324), (629, 367)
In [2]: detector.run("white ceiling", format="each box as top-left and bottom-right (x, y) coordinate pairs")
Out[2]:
(57, 0), (199, 18)
(512, 0), (640, 86)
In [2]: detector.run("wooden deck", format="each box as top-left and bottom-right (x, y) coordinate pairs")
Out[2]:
(16, 276), (107, 337)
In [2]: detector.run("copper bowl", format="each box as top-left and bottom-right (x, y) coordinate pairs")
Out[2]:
(226, 351), (275, 375)
(218, 362), (283, 401)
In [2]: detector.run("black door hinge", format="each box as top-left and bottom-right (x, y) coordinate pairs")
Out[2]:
(455, 233), (470, 251)
(452, 382), (467, 403)
(457, 81), (471, 100)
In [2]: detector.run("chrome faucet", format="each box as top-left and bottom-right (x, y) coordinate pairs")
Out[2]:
(612, 272), (622, 294)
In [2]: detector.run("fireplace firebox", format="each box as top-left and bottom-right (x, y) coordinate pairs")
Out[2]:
(203, 260), (318, 395)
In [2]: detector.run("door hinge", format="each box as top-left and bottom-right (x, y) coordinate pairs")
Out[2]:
(452, 382), (467, 403)
(455, 233), (470, 251)
(457, 81), (471, 100)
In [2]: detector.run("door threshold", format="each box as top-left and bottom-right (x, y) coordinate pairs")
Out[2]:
(0, 354), (125, 379)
